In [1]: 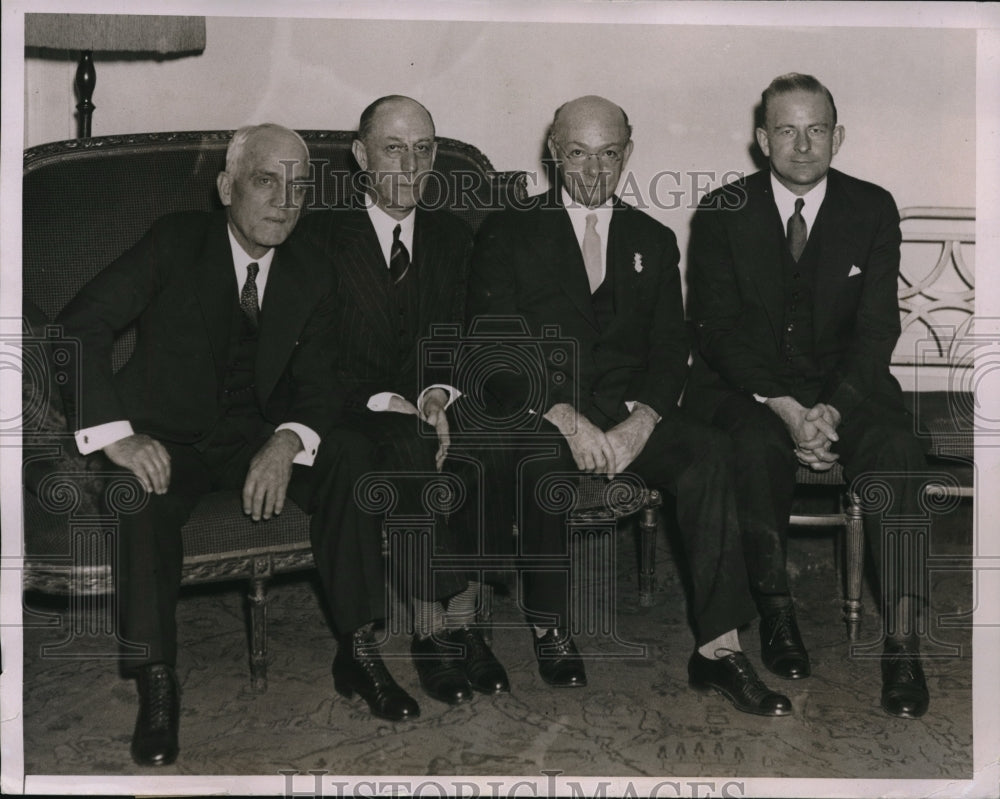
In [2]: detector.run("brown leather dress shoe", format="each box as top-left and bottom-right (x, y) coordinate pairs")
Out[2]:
(881, 638), (929, 719)
(411, 634), (474, 705)
(759, 606), (811, 680)
(131, 663), (180, 766)
(333, 629), (420, 721)
(688, 651), (792, 716)
(534, 628), (587, 687)
(446, 627), (510, 695)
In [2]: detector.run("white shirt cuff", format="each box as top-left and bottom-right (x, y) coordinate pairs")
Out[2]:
(417, 384), (461, 413)
(366, 392), (404, 412)
(753, 394), (770, 403)
(275, 423), (319, 466)
(75, 420), (134, 455)
(625, 400), (661, 424)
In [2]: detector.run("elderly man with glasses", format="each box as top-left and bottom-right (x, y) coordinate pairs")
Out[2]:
(467, 96), (788, 715)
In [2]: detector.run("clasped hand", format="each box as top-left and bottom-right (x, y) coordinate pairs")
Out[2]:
(544, 403), (655, 478)
(768, 398), (841, 471)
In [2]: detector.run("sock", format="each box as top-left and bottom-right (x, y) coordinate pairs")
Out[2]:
(412, 599), (446, 638)
(446, 581), (480, 629)
(697, 629), (742, 660)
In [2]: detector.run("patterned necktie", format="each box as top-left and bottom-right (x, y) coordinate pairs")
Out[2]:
(240, 262), (260, 326)
(582, 213), (603, 293)
(787, 197), (807, 262)
(389, 223), (410, 284)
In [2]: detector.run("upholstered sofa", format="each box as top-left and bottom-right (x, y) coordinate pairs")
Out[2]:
(21, 130), (527, 691)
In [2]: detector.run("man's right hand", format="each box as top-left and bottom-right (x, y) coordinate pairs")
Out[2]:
(104, 434), (171, 494)
(544, 403), (617, 476)
(764, 396), (841, 470)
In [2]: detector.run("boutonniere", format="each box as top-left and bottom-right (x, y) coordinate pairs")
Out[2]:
(633, 252), (643, 273)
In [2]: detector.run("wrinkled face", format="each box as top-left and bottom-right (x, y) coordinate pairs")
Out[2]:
(352, 99), (437, 220)
(756, 89), (844, 195)
(217, 128), (309, 258)
(548, 109), (633, 209)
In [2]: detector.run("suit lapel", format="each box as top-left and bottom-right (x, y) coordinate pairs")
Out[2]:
(811, 170), (857, 339)
(255, 243), (314, 405)
(545, 191), (599, 330)
(193, 215), (238, 383)
(743, 173), (786, 346)
(333, 209), (397, 354)
(608, 202), (636, 325)
(413, 209), (449, 335)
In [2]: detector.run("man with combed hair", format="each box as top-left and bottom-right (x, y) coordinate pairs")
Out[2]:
(297, 96), (510, 710)
(468, 95), (790, 716)
(686, 73), (931, 718)
(58, 123), (417, 767)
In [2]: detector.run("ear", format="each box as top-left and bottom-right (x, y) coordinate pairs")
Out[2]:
(755, 127), (770, 158)
(548, 136), (562, 163)
(831, 125), (845, 156)
(351, 139), (368, 171)
(429, 140), (438, 168)
(620, 139), (635, 170)
(216, 172), (233, 207)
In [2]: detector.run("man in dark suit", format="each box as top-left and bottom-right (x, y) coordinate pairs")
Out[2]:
(468, 95), (790, 715)
(58, 124), (419, 768)
(685, 73), (930, 718)
(297, 96), (509, 708)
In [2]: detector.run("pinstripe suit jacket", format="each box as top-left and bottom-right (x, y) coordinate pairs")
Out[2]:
(297, 205), (473, 414)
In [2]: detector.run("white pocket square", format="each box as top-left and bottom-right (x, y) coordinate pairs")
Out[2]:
(848, 265), (862, 277)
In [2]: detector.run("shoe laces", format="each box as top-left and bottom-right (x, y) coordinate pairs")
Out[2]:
(140, 668), (176, 729)
(764, 607), (796, 646)
(884, 645), (924, 683)
(718, 650), (775, 703)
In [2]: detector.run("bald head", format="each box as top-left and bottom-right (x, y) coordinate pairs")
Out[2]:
(547, 95), (633, 208)
(550, 95), (632, 144)
(352, 94), (438, 220)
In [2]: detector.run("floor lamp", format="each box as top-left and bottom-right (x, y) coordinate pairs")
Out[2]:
(25, 14), (206, 139)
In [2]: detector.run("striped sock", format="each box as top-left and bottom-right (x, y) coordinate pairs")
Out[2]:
(445, 581), (481, 629)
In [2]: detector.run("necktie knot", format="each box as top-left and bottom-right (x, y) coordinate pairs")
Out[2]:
(787, 198), (807, 262)
(389, 223), (411, 285)
(240, 262), (260, 326)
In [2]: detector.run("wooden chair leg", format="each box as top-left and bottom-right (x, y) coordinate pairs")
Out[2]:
(638, 505), (658, 607)
(842, 490), (865, 641)
(248, 575), (269, 693)
(478, 582), (494, 646)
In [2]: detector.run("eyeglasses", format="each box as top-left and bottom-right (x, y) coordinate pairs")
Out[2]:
(552, 140), (627, 166)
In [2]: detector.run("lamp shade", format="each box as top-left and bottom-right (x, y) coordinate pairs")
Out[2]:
(24, 13), (205, 54)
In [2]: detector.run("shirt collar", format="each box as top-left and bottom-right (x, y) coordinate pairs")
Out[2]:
(366, 201), (416, 267)
(770, 173), (827, 234)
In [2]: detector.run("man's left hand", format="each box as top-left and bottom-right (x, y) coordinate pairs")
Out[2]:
(242, 429), (303, 521)
(420, 388), (451, 472)
(605, 404), (657, 477)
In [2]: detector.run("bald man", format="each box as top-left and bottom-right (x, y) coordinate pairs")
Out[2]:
(297, 96), (509, 712)
(468, 96), (790, 715)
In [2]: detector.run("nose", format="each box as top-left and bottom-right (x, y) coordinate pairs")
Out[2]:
(399, 148), (416, 173)
(794, 129), (811, 153)
(583, 154), (602, 177)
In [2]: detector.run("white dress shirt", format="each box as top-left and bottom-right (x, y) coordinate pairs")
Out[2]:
(75, 224), (320, 466)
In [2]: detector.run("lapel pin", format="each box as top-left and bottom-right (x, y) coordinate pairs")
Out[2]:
(633, 252), (643, 273)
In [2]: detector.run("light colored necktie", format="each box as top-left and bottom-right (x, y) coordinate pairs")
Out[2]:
(787, 197), (807, 262)
(240, 262), (260, 326)
(582, 213), (603, 293)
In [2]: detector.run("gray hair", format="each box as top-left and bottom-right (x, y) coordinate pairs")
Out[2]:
(224, 123), (308, 175)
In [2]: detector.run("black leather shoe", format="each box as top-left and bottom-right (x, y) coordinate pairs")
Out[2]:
(131, 663), (180, 766)
(333, 630), (420, 721)
(533, 628), (587, 687)
(411, 634), (473, 705)
(446, 627), (510, 695)
(759, 606), (811, 680)
(881, 639), (929, 719)
(688, 651), (792, 716)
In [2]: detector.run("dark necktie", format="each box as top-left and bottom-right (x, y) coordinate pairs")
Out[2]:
(389, 224), (410, 284)
(787, 197), (807, 262)
(240, 262), (260, 326)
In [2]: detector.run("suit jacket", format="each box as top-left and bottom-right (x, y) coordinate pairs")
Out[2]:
(468, 188), (687, 425)
(58, 210), (339, 443)
(296, 205), (472, 414)
(684, 168), (903, 423)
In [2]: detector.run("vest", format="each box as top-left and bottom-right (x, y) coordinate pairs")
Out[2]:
(775, 220), (825, 402)
(391, 259), (421, 367)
